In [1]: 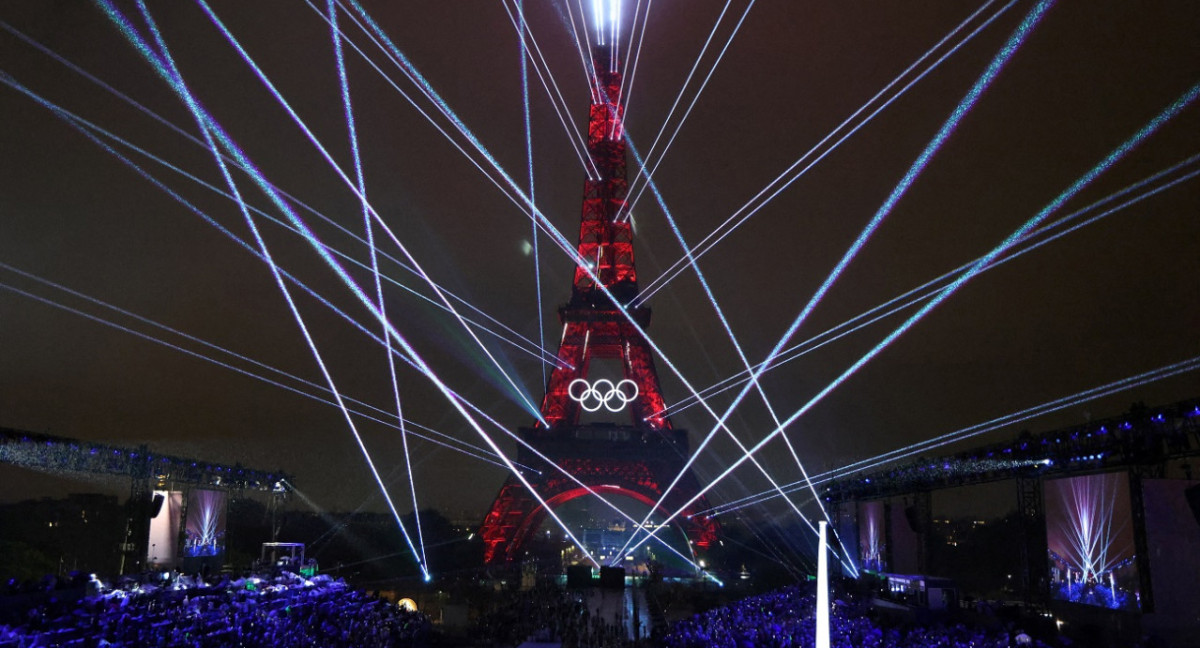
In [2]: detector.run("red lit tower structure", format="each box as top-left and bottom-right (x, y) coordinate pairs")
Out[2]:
(479, 42), (719, 564)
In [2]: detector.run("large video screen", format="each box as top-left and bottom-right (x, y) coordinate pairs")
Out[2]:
(184, 489), (228, 558)
(1045, 472), (1140, 611)
(858, 500), (887, 572)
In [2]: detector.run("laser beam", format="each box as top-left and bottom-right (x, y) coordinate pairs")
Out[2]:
(636, 0), (1016, 302)
(100, 1), (602, 567)
(618, 0), (1054, 563)
(620, 73), (1200, 559)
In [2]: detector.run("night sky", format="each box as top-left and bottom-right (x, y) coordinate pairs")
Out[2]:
(1, 1), (1198, 524)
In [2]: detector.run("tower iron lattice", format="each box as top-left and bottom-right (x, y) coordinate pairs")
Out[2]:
(478, 44), (719, 565)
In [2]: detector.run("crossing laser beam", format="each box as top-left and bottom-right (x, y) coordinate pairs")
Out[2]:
(618, 0), (1054, 563)
(196, 0), (547, 425)
(332, 0), (824, 525)
(101, 0), (602, 568)
(328, 0), (428, 572)
(661, 155), (1200, 418)
(704, 356), (1200, 515)
(621, 0), (756, 222)
(619, 0), (734, 219)
(636, 0), (1016, 302)
(619, 135), (856, 573)
(0, 18), (565, 371)
(620, 73), (1200, 560)
(119, 0), (432, 577)
(499, 0), (598, 179)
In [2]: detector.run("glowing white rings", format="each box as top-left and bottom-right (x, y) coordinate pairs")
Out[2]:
(568, 378), (639, 413)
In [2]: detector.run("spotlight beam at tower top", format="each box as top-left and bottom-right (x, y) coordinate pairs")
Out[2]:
(593, 0), (621, 50)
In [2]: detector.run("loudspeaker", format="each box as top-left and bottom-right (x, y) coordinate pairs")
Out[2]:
(599, 566), (625, 589)
(904, 505), (929, 534)
(566, 565), (593, 588)
(1185, 483), (1200, 527)
(150, 493), (165, 517)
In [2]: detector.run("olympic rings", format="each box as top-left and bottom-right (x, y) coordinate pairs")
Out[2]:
(567, 378), (639, 413)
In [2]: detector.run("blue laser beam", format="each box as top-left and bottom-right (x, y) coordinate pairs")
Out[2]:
(636, 0), (1016, 302)
(621, 74), (1200, 560)
(619, 134), (857, 573)
(195, 0), (546, 427)
(0, 18), (566, 372)
(328, 0), (428, 573)
(661, 154), (1200, 418)
(101, 1), (603, 567)
(705, 356), (1200, 515)
(618, 0), (1054, 563)
(125, 0), (436, 577)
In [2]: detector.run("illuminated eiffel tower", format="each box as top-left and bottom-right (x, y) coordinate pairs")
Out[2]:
(478, 36), (719, 565)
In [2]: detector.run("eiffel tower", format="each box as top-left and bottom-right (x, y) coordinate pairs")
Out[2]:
(478, 38), (719, 565)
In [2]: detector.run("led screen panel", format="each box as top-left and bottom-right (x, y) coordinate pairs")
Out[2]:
(858, 500), (887, 572)
(1045, 472), (1140, 611)
(184, 489), (227, 558)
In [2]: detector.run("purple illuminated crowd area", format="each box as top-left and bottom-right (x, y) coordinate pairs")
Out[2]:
(0, 571), (429, 647)
(663, 584), (1052, 648)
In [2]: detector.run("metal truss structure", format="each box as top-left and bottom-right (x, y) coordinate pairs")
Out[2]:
(2, 426), (290, 571)
(823, 397), (1200, 502)
(824, 397), (1199, 610)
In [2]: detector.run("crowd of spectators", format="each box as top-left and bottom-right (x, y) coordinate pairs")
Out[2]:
(0, 570), (429, 647)
(473, 585), (645, 648)
(662, 584), (1053, 648)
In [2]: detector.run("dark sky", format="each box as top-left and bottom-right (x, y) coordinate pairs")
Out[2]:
(1, 0), (1198, 524)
